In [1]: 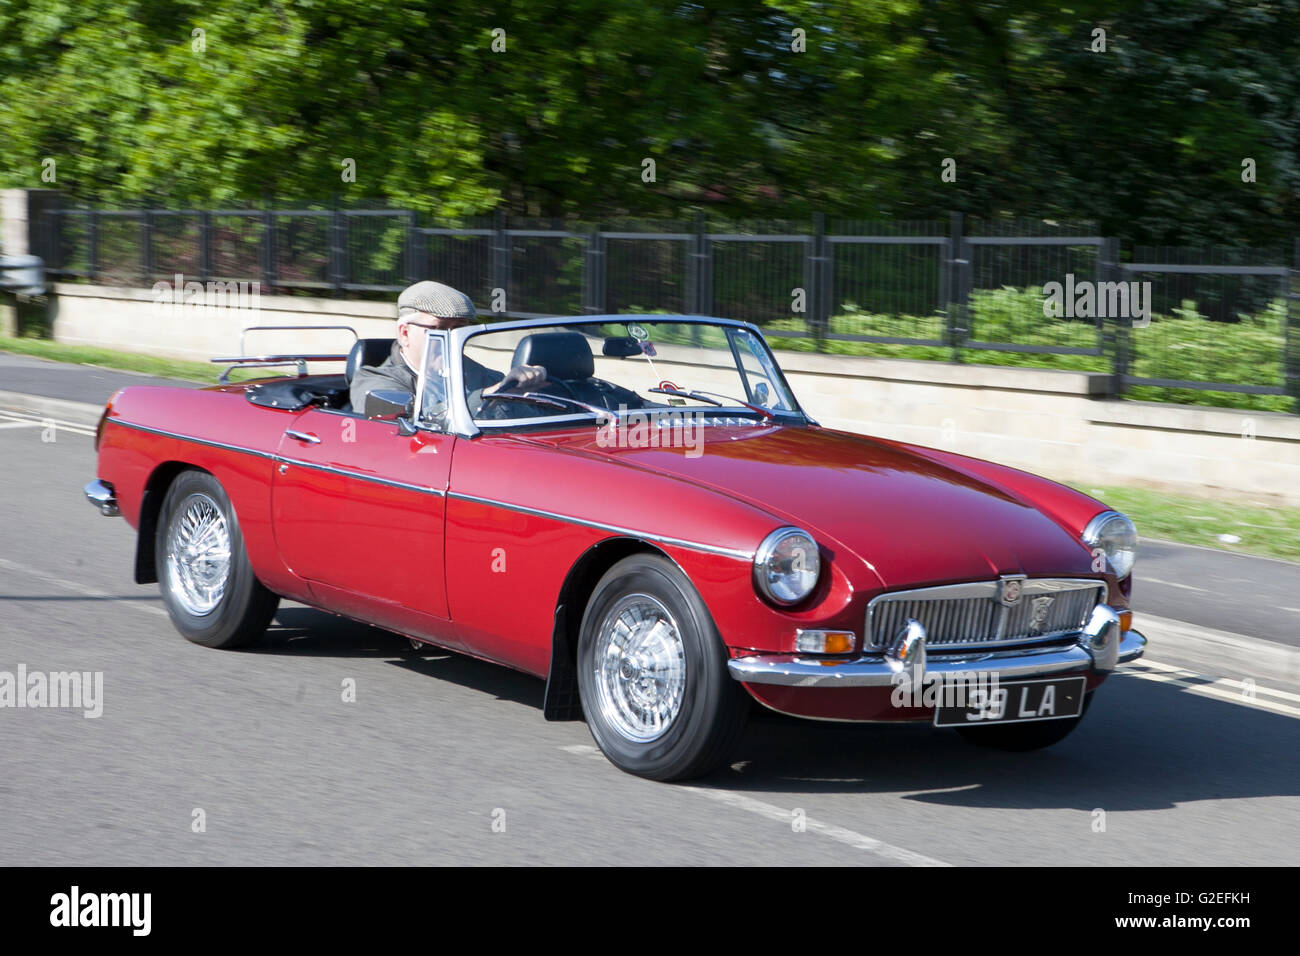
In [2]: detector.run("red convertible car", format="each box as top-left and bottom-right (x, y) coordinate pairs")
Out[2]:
(86, 315), (1145, 780)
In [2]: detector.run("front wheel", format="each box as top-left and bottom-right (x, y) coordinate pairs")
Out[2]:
(156, 469), (279, 649)
(577, 554), (748, 781)
(955, 691), (1093, 751)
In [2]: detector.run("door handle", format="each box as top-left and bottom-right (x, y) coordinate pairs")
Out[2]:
(284, 429), (321, 444)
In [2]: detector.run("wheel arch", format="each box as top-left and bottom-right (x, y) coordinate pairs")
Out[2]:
(543, 537), (694, 721)
(134, 461), (209, 584)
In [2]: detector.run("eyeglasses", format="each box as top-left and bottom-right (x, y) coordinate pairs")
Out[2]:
(402, 315), (469, 331)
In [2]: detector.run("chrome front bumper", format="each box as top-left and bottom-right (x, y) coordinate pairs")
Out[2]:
(84, 479), (120, 517)
(728, 604), (1146, 688)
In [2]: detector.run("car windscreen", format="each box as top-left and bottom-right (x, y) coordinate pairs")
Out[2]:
(460, 320), (801, 426)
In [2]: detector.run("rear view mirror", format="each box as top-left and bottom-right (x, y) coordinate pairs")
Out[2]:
(602, 336), (642, 358)
(364, 389), (414, 419)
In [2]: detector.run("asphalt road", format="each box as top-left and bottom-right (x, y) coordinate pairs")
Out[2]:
(0, 400), (1297, 866)
(1134, 540), (1299, 650)
(0, 350), (198, 405)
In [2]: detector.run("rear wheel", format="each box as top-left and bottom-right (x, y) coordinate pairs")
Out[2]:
(156, 470), (278, 649)
(955, 691), (1093, 751)
(577, 554), (748, 781)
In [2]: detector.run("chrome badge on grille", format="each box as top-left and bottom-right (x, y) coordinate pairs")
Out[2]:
(1027, 595), (1056, 635)
(997, 574), (1026, 607)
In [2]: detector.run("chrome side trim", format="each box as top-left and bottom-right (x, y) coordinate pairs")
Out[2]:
(111, 419), (279, 460)
(84, 479), (119, 517)
(447, 491), (754, 560)
(108, 419), (749, 559)
(110, 419), (447, 498)
(275, 456), (447, 497)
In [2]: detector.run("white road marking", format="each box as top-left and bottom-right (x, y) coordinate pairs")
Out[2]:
(560, 743), (951, 866)
(0, 410), (95, 437)
(0, 556), (168, 618)
(1136, 611), (1300, 686)
(1280, 607), (1300, 614)
(1123, 660), (1300, 718)
(1130, 659), (1300, 702)
(0, 421), (40, 430)
(1137, 576), (1207, 592)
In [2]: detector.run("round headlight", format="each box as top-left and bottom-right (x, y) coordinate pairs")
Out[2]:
(754, 527), (820, 606)
(1082, 511), (1138, 580)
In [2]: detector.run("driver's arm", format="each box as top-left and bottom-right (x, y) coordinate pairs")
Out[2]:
(460, 358), (547, 417)
(483, 363), (546, 395)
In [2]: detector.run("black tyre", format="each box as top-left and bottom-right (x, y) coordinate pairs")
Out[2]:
(577, 554), (749, 781)
(955, 691), (1093, 751)
(155, 469), (279, 649)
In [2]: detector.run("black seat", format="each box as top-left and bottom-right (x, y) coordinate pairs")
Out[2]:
(507, 331), (639, 411)
(346, 338), (396, 384)
(511, 332), (595, 381)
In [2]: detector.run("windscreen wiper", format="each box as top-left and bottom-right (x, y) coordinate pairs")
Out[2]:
(646, 387), (775, 421)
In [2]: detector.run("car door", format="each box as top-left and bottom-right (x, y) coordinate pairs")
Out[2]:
(270, 405), (455, 630)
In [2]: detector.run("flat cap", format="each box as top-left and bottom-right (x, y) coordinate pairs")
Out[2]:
(397, 281), (477, 322)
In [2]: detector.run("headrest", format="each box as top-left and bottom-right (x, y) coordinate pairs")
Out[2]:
(510, 331), (594, 380)
(346, 338), (395, 384)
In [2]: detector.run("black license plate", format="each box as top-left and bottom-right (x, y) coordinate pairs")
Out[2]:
(933, 676), (1087, 727)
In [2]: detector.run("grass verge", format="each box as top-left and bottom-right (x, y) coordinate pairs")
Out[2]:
(0, 336), (271, 383)
(1067, 482), (1300, 564)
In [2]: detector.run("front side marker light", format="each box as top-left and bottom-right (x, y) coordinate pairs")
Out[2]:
(795, 629), (856, 655)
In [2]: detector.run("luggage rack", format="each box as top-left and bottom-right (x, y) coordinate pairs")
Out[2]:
(211, 325), (359, 383)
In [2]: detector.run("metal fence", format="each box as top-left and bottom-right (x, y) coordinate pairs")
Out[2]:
(33, 203), (1300, 409)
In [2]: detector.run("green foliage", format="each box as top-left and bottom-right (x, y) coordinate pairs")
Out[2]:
(3, 1), (1297, 412)
(1, 0), (1297, 248)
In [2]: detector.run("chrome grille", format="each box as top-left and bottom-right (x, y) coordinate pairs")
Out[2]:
(866, 579), (1104, 651)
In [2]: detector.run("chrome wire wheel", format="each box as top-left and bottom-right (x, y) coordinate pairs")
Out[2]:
(594, 593), (687, 743)
(164, 492), (232, 617)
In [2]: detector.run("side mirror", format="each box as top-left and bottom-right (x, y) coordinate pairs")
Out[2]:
(364, 388), (414, 420)
(602, 336), (642, 358)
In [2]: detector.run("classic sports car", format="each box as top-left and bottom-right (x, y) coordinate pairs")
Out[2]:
(86, 315), (1146, 780)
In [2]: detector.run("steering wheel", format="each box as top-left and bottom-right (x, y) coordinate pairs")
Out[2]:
(538, 377), (579, 400)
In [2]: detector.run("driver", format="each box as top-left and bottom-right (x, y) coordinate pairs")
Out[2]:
(350, 280), (546, 413)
